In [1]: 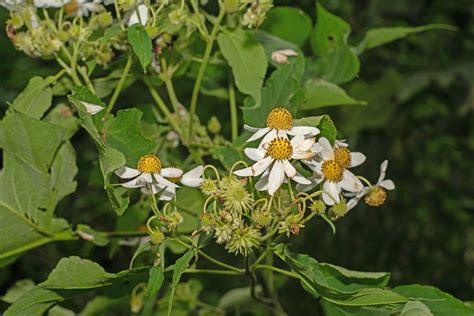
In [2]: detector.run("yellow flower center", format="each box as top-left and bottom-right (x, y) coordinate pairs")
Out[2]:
(137, 154), (161, 173)
(266, 107), (293, 130)
(321, 160), (343, 182)
(364, 186), (387, 207)
(64, 0), (78, 14)
(334, 147), (351, 169)
(267, 137), (293, 160)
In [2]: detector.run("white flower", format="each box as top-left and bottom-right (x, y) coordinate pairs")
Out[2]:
(299, 137), (365, 205)
(234, 135), (315, 195)
(82, 101), (104, 115)
(142, 165), (204, 201)
(67, 0), (105, 17)
(33, 0), (67, 8)
(115, 154), (179, 194)
(244, 107), (319, 147)
(271, 49), (298, 64)
(346, 160), (395, 209)
(128, 4), (148, 26)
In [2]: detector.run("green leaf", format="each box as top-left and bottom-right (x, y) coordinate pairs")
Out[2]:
(76, 224), (110, 247)
(128, 24), (152, 71)
(105, 108), (156, 166)
(243, 64), (299, 127)
(261, 7), (312, 47)
(393, 285), (474, 316)
(1, 279), (36, 304)
(293, 115), (338, 144)
(401, 301), (433, 316)
(311, 4), (350, 56)
(101, 24), (123, 44)
(10, 76), (52, 119)
(310, 45), (360, 84)
(147, 266), (164, 297)
(218, 28), (268, 105)
(168, 250), (194, 316)
(358, 24), (456, 52)
(49, 141), (78, 207)
(301, 79), (366, 109)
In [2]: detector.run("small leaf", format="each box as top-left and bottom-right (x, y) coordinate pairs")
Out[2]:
(218, 28), (268, 106)
(101, 25), (123, 44)
(128, 24), (152, 71)
(302, 79), (366, 109)
(168, 250), (194, 316)
(147, 266), (164, 297)
(261, 7), (312, 47)
(401, 301), (433, 316)
(10, 76), (52, 119)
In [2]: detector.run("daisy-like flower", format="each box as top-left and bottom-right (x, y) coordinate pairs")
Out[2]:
(346, 160), (395, 209)
(234, 135), (315, 195)
(299, 137), (365, 205)
(128, 4), (148, 26)
(142, 165), (204, 201)
(115, 154), (179, 194)
(64, 0), (105, 17)
(82, 101), (104, 115)
(244, 107), (319, 147)
(33, 0), (66, 8)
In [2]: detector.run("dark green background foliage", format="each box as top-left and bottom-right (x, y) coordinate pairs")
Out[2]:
(0, 0), (473, 315)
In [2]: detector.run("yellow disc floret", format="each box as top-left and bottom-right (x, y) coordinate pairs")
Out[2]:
(64, 0), (78, 14)
(137, 154), (161, 173)
(364, 186), (387, 207)
(334, 147), (351, 169)
(321, 160), (343, 182)
(266, 107), (293, 130)
(267, 137), (293, 160)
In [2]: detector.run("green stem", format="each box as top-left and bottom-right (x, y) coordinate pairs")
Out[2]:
(254, 265), (300, 279)
(146, 82), (183, 136)
(105, 55), (133, 117)
(161, 56), (180, 113)
(184, 268), (242, 275)
(77, 65), (96, 93)
(188, 8), (225, 142)
(228, 74), (238, 141)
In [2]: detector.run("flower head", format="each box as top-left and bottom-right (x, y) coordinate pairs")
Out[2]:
(225, 226), (261, 256)
(220, 176), (253, 214)
(234, 135), (315, 195)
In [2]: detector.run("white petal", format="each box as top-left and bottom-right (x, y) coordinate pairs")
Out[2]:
(82, 102), (104, 115)
(161, 167), (183, 178)
(255, 170), (270, 191)
(292, 171), (311, 185)
(115, 166), (140, 179)
(293, 137), (315, 152)
(287, 126), (320, 137)
(347, 196), (361, 211)
(340, 170), (364, 192)
(244, 124), (260, 132)
(276, 129), (289, 139)
(245, 148), (265, 162)
(141, 183), (163, 195)
(282, 159), (296, 178)
(379, 179), (395, 190)
(295, 174), (321, 192)
(252, 156), (274, 176)
(140, 173), (153, 184)
(349, 152), (366, 168)
(322, 182), (341, 205)
(128, 4), (148, 26)
(246, 127), (270, 142)
(181, 166), (204, 187)
(378, 160), (389, 183)
(154, 173), (179, 188)
(234, 167), (253, 177)
(335, 139), (348, 147)
(121, 177), (142, 188)
(319, 137), (334, 160)
(268, 161), (285, 195)
(159, 186), (176, 201)
(258, 129), (278, 149)
(276, 49), (298, 56)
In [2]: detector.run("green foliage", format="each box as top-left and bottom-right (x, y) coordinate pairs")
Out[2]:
(127, 24), (152, 71)
(261, 7), (312, 47)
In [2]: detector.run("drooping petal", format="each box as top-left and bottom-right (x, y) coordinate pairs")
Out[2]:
(287, 126), (320, 137)
(255, 170), (270, 191)
(154, 173), (179, 188)
(159, 186), (176, 201)
(234, 167), (253, 177)
(379, 179), (395, 190)
(252, 156), (274, 176)
(141, 183), (163, 195)
(181, 166), (204, 187)
(244, 124), (260, 132)
(244, 148), (265, 162)
(322, 181), (341, 205)
(121, 177), (143, 188)
(349, 152), (366, 168)
(160, 167), (183, 178)
(378, 160), (389, 183)
(319, 137), (334, 160)
(140, 173), (154, 184)
(268, 161), (285, 195)
(246, 127), (270, 142)
(115, 166), (141, 179)
(292, 171), (311, 185)
(293, 137), (315, 152)
(282, 159), (296, 178)
(340, 170), (363, 192)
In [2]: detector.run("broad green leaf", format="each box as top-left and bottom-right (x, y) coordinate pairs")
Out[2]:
(4, 257), (148, 315)
(358, 24), (456, 52)
(128, 24), (152, 71)
(10, 76), (52, 119)
(1, 279), (36, 304)
(321, 300), (399, 315)
(147, 266), (164, 297)
(393, 285), (474, 316)
(44, 104), (80, 140)
(261, 7), (312, 47)
(105, 108), (156, 166)
(49, 141), (78, 207)
(311, 4), (350, 56)
(218, 28), (268, 105)
(301, 79), (366, 109)
(243, 64), (299, 127)
(168, 250), (194, 316)
(401, 301), (433, 316)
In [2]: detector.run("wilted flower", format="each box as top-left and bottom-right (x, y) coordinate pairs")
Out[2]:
(215, 223), (233, 244)
(271, 49), (298, 64)
(199, 212), (215, 233)
(252, 208), (273, 227)
(234, 135), (315, 195)
(279, 213), (304, 236)
(164, 211), (184, 230)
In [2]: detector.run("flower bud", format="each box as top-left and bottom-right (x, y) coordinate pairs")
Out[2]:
(149, 229), (165, 245)
(58, 30), (70, 42)
(207, 116), (221, 134)
(98, 12), (113, 28)
(168, 9), (187, 25)
(310, 200), (326, 215)
(9, 14), (24, 29)
(329, 201), (348, 220)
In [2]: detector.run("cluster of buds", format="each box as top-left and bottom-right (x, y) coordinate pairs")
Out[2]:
(241, 0), (273, 28)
